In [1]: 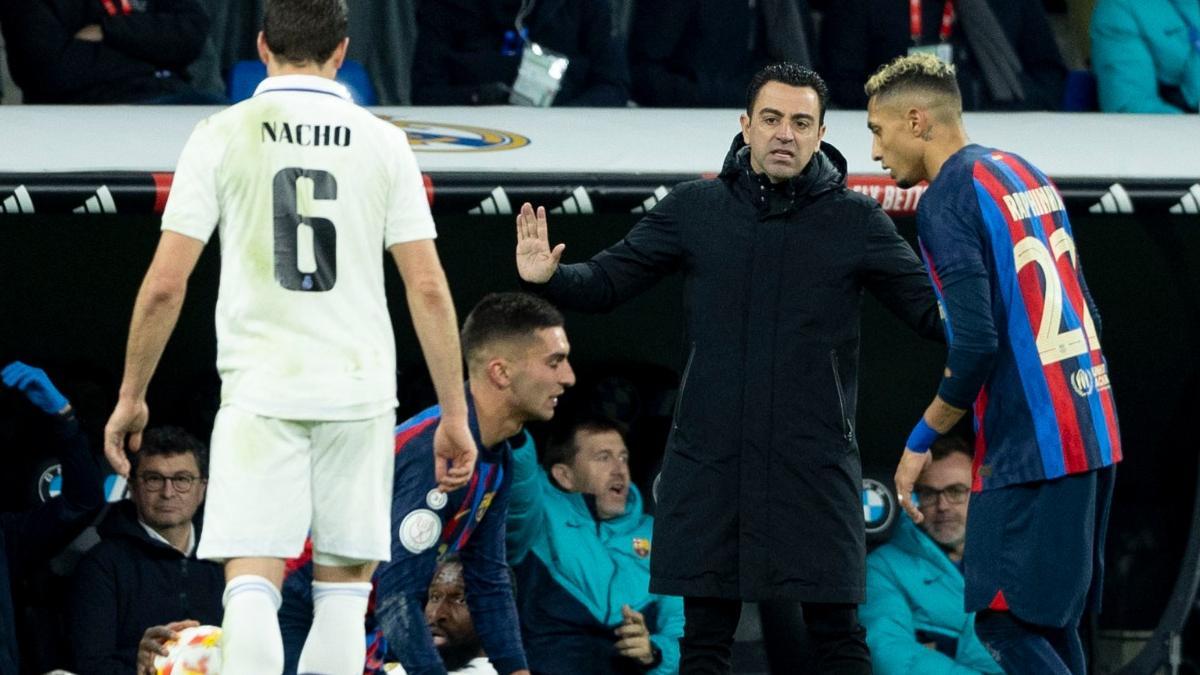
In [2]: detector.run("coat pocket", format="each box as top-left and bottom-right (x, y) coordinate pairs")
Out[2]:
(671, 342), (697, 430)
(829, 349), (854, 444)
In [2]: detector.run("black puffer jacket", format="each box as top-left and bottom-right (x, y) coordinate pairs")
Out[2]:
(0, 0), (210, 103)
(537, 135), (941, 602)
(411, 0), (628, 106)
(68, 500), (223, 674)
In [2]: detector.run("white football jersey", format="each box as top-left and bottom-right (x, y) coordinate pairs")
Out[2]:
(162, 74), (435, 420)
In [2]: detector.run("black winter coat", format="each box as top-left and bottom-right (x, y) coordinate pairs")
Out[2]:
(538, 136), (942, 602)
(411, 0), (628, 106)
(0, 0), (210, 103)
(0, 414), (104, 675)
(68, 500), (223, 674)
(819, 0), (1066, 111)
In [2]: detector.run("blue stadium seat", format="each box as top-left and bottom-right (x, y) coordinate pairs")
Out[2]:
(226, 58), (377, 106)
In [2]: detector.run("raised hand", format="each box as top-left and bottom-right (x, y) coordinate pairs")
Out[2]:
(2, 361), (70, 415)
(433, 415), (477, 492)
(515, 202), (565, 283)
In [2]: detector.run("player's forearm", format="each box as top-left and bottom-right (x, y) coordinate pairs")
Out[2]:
(922, 395), (968, 435)
(404, 273), (468, 420)
(119, 275), (186, 401)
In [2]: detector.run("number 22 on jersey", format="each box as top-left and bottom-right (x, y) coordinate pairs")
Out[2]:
(1012, 228), (1101, 366)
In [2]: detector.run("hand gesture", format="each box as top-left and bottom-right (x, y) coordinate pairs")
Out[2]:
(895, 448), (933, 524)
(137, 620), (198, 675)
(615, 604), (655, 665)
(434, 415), (477, 492)
(515, 202), (565, 283)
(104, 397), (149, 477)
(2, 361), (70, 415)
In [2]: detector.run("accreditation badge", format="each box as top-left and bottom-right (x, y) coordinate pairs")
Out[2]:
(908, 42), (954, 64)
(509, 42), (570, 107)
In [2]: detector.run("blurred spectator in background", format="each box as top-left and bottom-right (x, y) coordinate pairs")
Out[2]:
(506, 417), (683, 674)
(0, 362), (105, 674)
(627, 0), (815, 108)
(820, 0), (1066, 110)
(69, 426), (223, 674)
(1091, 0), (1200, 113)
(0, 0), (225, 103)
(411, 0), (628, 106)
(861, 436), (1002, 675)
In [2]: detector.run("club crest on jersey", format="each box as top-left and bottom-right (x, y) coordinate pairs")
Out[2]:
(379, 118), (531, 153)
(632, 538), (651, 558)
(475, 492), (496, 522)
(1070, 368), (1096, 397)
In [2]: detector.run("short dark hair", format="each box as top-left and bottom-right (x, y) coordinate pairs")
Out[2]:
(929, 434), (972, 464)
(263, 0), (348, 66)
(542, 417), (627, 470)
(130, 426), (209, 478)
(746, 62), (830, 124)
(460, 293), (564, 367)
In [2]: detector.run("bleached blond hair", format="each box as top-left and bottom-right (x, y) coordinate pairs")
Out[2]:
(864, 53), (961, 110)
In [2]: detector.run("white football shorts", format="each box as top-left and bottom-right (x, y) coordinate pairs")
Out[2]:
(197, 405), (394, 564)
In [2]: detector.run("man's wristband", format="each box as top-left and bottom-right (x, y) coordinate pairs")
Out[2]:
(905, 418), (939, 454)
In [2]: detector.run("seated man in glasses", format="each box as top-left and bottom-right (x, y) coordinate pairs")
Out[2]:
(68, 426), (224, 674)
(861, 435), (1002, 675)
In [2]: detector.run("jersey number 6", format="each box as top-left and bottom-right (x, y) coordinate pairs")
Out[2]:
(273, 167), (337, 292)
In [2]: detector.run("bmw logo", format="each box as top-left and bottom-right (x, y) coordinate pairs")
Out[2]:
(862, 478), (896, 536)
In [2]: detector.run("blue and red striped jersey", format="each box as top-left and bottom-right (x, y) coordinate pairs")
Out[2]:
(917, 144), (1122, 491)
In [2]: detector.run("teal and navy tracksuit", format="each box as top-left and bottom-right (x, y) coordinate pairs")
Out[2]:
(861, 517), (1003, 675)
(505, 441), (683, 674)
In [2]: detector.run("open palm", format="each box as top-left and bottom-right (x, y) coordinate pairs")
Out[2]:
(515, 202), (565, 283)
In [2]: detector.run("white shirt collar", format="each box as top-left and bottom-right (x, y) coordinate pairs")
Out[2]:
(139, 519), (196, 556)
(253, 74), (353, 101)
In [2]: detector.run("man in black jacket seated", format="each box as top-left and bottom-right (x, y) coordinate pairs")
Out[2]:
(69, 426), (223, 674)
(0, 362), (106, 674)
(0, 0), (222, 103)
(516, 63), (942, 674)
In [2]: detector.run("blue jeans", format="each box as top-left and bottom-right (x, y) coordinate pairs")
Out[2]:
(974, 610), (1085, 675)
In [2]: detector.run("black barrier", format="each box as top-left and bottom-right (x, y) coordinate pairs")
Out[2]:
(0, 209), (1197, 670)
(2, 172), (1199, 218)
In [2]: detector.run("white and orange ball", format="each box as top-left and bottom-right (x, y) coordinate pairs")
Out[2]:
(154, 625), (222, 675)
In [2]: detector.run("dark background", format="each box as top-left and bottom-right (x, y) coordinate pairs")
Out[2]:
(1, 209), (1197, 648)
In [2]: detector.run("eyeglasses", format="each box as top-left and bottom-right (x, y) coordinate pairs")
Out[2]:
(136, 472), (202, 493)
(913, 483), (970, 507)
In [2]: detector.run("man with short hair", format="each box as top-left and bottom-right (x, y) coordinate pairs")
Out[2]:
(861, 436), (1002, 675)
(868, 53), (1121, 674)
(102, 0), (475, 672)
(516, 62), (941, 672)
(280, 292), (569, 675)
(70, 426), (224, 674)
(425, 554), (496, 674)
(506, 417), (684, 674)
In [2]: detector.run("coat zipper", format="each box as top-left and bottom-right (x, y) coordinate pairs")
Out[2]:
(672, 343), (697, 428)
(830, 349), (854, 443)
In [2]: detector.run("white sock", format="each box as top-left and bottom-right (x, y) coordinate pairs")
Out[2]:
(297, 581), (373, 675)
(220, 575), (284, 675)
